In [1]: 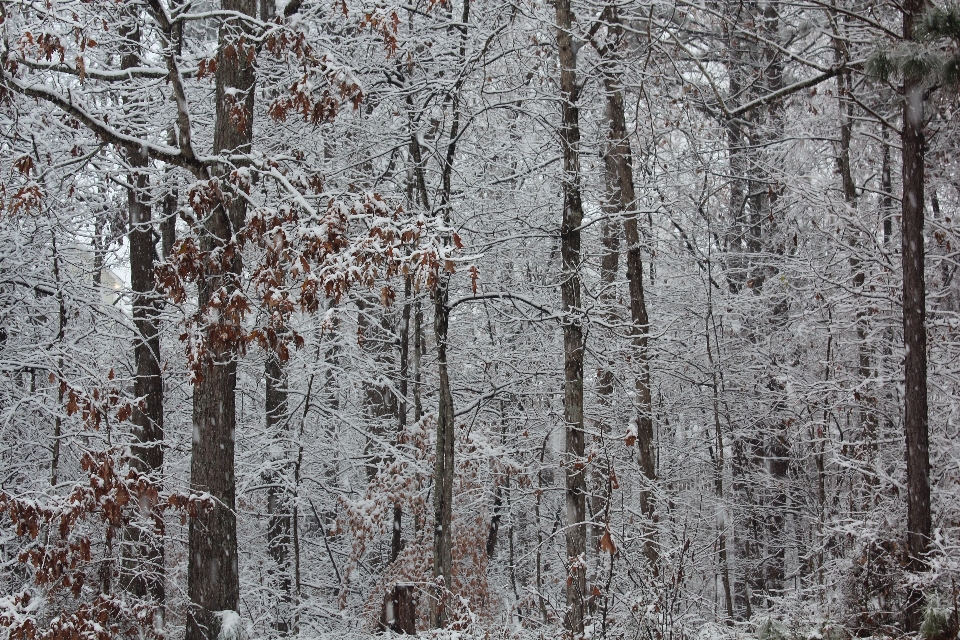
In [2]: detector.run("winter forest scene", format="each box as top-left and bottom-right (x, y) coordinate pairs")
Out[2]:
(2, 0), (960, 637)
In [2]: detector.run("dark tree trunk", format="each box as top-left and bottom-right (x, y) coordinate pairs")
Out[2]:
(119, 11), (165, 626)
(485, 483), (503, 558)
(554, 0), (587, 633)
(430, 1), (469, 628)
(381, 583), (417, 634)
(186, 0), (255, 635)
(125, 147), (166, 612)
(596, 8), (656, 567)
(882, 125), (894, 246)
(393, 275), (413, 563)
(593, 82), (621, 558)
(50, 236), (66, 487)
(834, 50), (880, 506)
(901, 0), (930, 629)
(431, 281), (455, 627)
(161, 128), (178, 261)
(265, 351), (291, 634)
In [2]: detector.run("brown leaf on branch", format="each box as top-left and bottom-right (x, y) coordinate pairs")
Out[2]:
(600, 529), (617, 555)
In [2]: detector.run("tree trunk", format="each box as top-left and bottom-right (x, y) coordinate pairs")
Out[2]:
(125, 140), (167, 619)
(554, 0), (587, 633)
(431, 280), (455, 627)
(706, 309), (734, 622)
(186, 0), (255, 635)
(834, 50), (880, 507)
(594, 95), (621, 558)
(721, 1), (790, 615)
(882, 125), (894, 246)
(265, 350), (291, 634)
(393, 275), (413, 563)
(430, 1), (469, 628)
(597, 6), (656, 567)
(161, 128), (178, 261)
(117, 13), (166, 622)
(901, 0), (930, 629)
(50, 235), (66, 488)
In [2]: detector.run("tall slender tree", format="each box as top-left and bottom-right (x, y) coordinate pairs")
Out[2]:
(118, 4), (166, 621)
(186, 0), (256, 635)
(900, 0), (931, 628)
(594, 3), (657, 568)
(554, 0), (587, 633)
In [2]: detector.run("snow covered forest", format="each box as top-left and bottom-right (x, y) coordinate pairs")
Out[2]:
(1, 0), (960, 637)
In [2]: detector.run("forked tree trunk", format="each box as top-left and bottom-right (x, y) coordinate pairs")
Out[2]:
(186, 0), (255, 636)
(596, 6), (656, 568)
(430, 1), (469, 628)
(901, 0), (930, 629)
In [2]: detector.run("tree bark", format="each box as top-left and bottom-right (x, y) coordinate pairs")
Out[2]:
(901, 0), (930, 629)
(393, 274), (413, 563)
(186, 0), (255, 635)
(721, 1), (789, 614)
(50, 235), (66, 488)
(161, 128), (178, 261)
(125, 137), (167, 619)
(430, 1), (469, 627)
(555, 0), (587, 633)
(116, 11), (166, 625)
(882, 125), (894, 246)
(431, 280), (455, 627)
(265, 350), (291, 634)
(596, 6), (656, 567)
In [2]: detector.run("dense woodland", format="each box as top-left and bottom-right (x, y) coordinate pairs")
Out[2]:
(0, 0), (959, 638)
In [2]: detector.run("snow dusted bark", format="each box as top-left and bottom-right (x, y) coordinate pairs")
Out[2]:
(186, 0), (256, 634)
(596, 7), (656, 568)
(431, 276), (456, 627)
(901, 0), (930, 628)
(265, 349), (292, 634)
(431, 2), (469, 626)
(118, 8), (166, 622)
(554, 0), (587, 633)
(393, 274), (413, 563)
